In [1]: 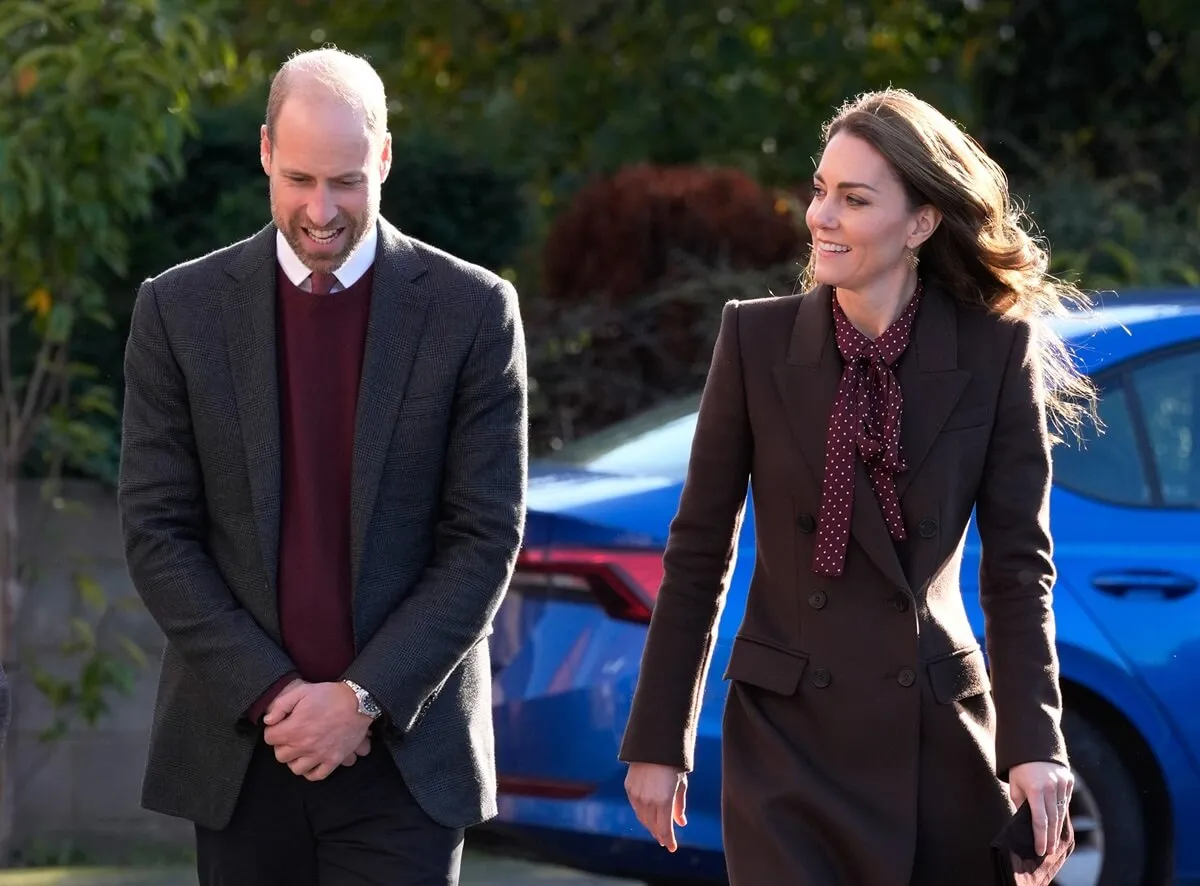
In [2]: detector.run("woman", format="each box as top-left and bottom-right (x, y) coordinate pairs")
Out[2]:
(618, 88), (1094, 885)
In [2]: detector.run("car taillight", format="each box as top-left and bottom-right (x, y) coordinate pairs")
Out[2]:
(513, 547), (664, 624)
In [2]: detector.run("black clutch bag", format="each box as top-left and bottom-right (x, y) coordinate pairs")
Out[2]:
(990, 800), (1075, 886)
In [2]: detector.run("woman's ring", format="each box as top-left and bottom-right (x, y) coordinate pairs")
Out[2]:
(1056, 799), (1067, 809)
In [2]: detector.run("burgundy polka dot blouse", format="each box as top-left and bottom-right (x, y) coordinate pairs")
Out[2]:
(813, 284), (923, 577)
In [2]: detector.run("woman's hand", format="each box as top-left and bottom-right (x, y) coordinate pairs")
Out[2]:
(1008, 761), (1074, 856)
(625, 762), (688, 851)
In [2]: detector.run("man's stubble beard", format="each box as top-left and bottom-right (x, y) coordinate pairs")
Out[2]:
(270, 190), (377, 274)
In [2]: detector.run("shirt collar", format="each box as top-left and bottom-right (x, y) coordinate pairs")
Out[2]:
(275, 222), (378, 291)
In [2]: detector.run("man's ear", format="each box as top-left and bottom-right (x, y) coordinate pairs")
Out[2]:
(260, 124), (272, 176)
(378, 130), (393, 183)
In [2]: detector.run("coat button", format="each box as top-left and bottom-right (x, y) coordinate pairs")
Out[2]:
(892, 592), (911, 613)
(808, 590), (827, 610)
(812, 667), (831, 688)
(897, 668), (916, 687)
(918, 519), (938, 538)
(797, 513), (816, 534)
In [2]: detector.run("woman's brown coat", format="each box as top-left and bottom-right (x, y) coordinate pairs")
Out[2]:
(619, 285), (1069, 885)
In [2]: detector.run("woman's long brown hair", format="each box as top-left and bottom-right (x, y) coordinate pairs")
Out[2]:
(802, 88), (1099, 442)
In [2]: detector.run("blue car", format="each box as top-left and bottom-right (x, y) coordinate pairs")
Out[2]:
(486, 289), (1200, 886)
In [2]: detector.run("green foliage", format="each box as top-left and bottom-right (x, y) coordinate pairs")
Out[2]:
(0, 0), (234, 753)
(1, 0), (236, 292)
(0, 0), (237, 483)
(394, 0), (1003, 195)
(223, 1), (1008, 215)
(975, 0), (1200, 185)
(972, 0), (1200, 291)
(25, 566), (147, 743)
(382, 130), (529, 274)
(120, 97), (271, 297)
(1022, 170), (1200, 290)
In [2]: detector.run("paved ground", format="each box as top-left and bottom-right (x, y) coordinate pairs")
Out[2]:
(0, 850), (634, 885)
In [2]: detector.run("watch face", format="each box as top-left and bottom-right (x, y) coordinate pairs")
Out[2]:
(360, 693), (381, 717)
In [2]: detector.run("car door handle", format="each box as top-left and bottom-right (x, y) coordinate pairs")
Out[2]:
(1091, 569), (1198, 599)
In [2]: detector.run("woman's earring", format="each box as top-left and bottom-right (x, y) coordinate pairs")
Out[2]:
(906, 247), (920, 269)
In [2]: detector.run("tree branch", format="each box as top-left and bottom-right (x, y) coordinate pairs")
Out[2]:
(16, 341), (68, 463)
(14, 317), (60, 465)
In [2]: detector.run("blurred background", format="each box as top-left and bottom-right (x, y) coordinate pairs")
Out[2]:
(1, 1), (1199, 884)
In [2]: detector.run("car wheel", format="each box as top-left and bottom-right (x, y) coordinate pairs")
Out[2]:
(1057, 708), (1147, 886)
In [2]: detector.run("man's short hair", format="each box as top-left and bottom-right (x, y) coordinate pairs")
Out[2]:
(265, 47), (388, 144)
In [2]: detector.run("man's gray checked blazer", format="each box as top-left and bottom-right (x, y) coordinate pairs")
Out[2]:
(117, 217), (528, 830)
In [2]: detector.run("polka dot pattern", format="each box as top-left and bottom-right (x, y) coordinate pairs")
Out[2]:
(812, 284), (923, 577)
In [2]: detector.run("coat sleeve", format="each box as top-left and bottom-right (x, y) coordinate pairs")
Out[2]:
(975, 317), (1069, 778)
(619, 300), (753, 771)
(118, 279), (297, 724)
(342, 279), (528, 735)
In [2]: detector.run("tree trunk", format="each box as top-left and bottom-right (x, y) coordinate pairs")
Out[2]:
(0, 472), (22, 864)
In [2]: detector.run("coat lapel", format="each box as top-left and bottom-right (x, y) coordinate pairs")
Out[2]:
(221, 224), (283, 596)
(895, 285), (971, 499)
(349, 219), (430, 594)
(773, 285), (840, 482)
(773, 286), (909, 590)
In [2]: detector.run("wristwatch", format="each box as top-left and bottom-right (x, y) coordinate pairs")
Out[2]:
(343, 679), (383, 720)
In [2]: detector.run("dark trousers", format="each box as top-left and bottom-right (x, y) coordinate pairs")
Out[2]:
(195, 738), (464, 886)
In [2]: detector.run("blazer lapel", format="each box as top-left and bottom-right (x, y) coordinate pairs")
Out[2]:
(773, 286), (909, 590)
(349, 218), (430, 594)
(221, 224), (283, 597)
(773, 285), (839, 483)
(895, 285), (971, 499)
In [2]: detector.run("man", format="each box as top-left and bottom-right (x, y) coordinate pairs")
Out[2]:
(118, 47), (527, 886)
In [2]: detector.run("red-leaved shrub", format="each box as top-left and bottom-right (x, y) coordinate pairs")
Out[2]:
(542, 164), (806, 303)
(528, 165), (809, 452)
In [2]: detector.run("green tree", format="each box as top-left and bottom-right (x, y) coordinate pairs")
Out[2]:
(0, 0), (236, 840)
(971, 0), (1200, 286)
(227, 1), (1009, 227)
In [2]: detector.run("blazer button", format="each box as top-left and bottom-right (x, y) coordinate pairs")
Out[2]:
(897, 668), (916, 687)
(918, 519), (938, 539)
(797, 513), (816, 534)
(892, 592), (911, 613)
(808, 590), (827, 610)
(812, 667), (831, 688)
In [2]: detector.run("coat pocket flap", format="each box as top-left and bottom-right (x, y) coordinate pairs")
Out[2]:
(927, 646), (991, 704)
(723, 637), (808, 696)
(942, 404), (991, 431)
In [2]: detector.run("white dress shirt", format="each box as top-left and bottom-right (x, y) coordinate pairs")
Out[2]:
(275, 223), (378, 293)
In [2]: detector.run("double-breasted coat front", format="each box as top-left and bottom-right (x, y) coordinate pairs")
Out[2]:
(619, 284), (1069, 885)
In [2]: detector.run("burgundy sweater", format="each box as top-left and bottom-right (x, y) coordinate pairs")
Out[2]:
(246, 265), (374, 723)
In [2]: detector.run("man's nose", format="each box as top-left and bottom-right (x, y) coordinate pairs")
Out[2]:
(307, 188), (338, 227)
